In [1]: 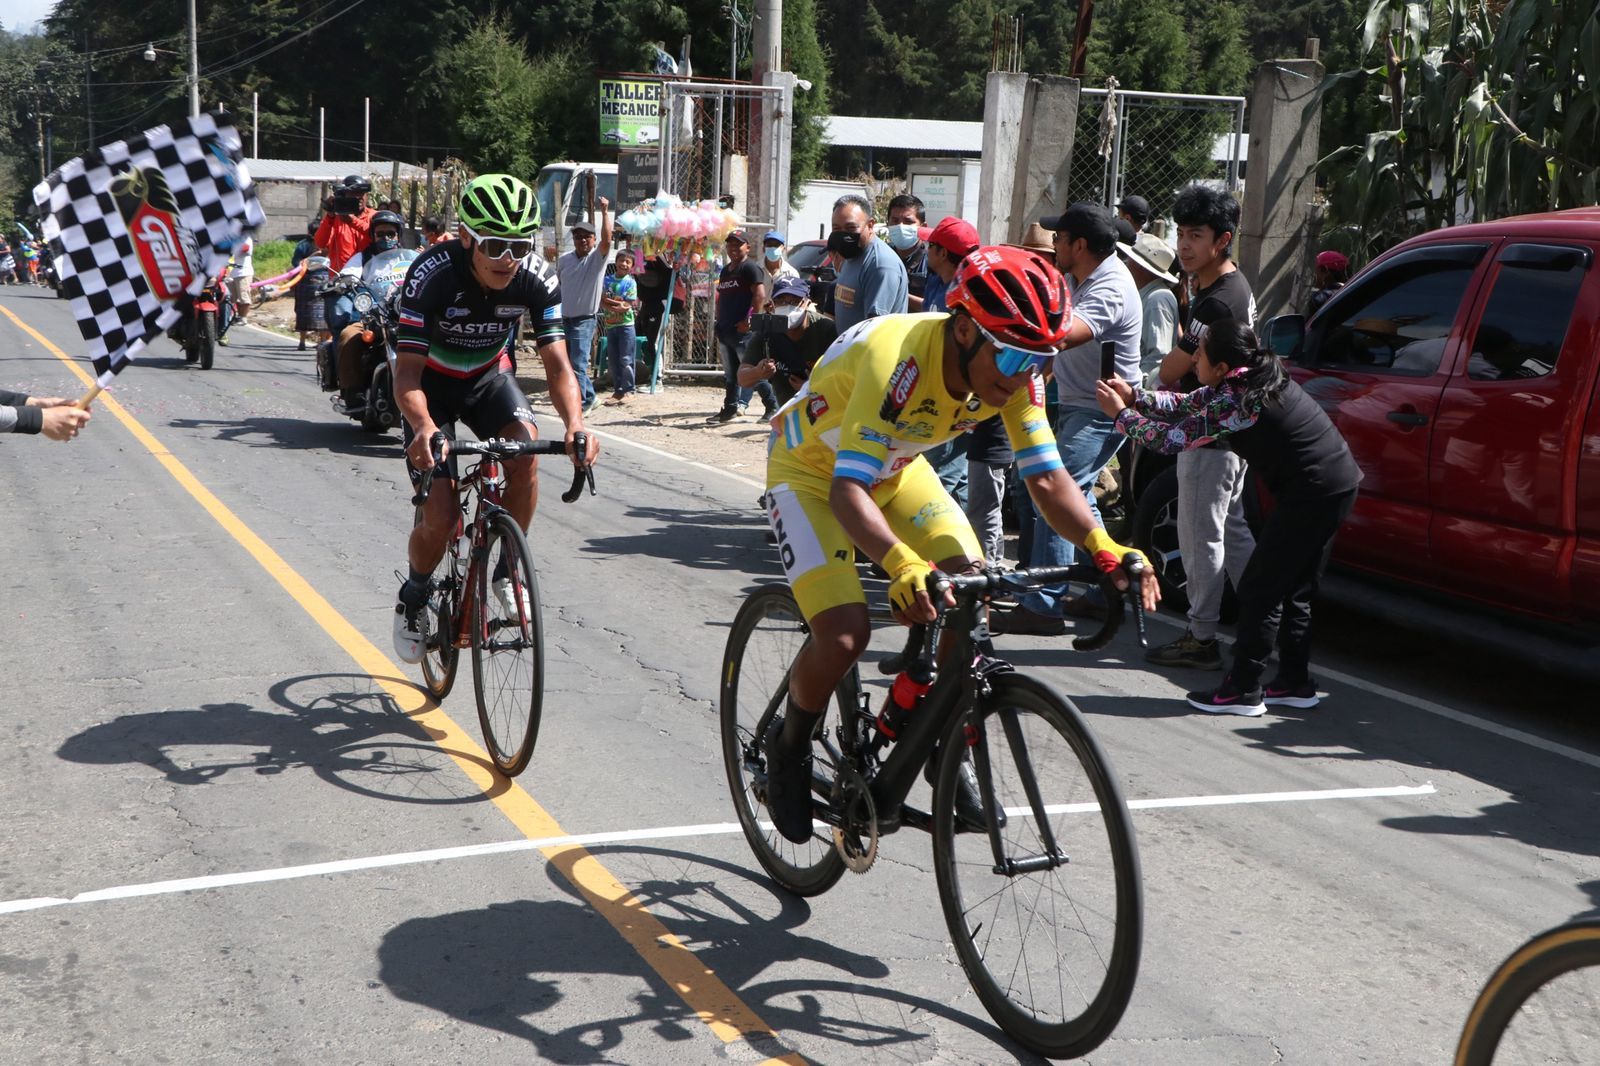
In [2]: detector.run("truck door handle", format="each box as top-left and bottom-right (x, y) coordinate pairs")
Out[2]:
(1386, 409), (1429, 427)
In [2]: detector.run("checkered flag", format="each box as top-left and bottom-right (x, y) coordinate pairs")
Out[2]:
(33, 113), (265, 387)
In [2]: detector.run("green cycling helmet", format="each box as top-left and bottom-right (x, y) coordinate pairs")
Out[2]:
(458, 174), (539, 237)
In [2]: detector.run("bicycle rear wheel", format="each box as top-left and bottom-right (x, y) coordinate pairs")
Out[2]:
(719, 583), (846, 896)
(1455, 919), (1600, 1066)
(470, 510), (543, 777)
(932, 672), (1142, 1060)
(418, 516), (461, 701)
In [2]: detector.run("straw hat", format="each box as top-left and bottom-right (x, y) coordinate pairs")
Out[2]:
(1009, 222), (1056, 255)
(1117, 231), (1178, 284)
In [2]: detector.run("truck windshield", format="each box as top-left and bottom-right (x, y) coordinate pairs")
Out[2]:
(563, 173), (619, 224)
(535, 167), (572, 228)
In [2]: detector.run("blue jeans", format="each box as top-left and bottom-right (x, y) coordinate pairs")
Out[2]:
(605, 322), (637, 395)
(922, 436), (969, 509)
(1019, 406), (1124, 616)
(325, 292), (355, 335)
(563, 316), (598, 407)
(718, 328), (775, 412)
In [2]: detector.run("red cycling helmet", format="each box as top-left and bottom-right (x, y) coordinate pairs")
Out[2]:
(945, 245), (1071, 357)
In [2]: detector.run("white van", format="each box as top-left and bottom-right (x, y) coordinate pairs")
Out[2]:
(535, 162), (619, 260)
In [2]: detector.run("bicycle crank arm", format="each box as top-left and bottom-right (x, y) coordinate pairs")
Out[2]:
(993, 849), (1068, 876)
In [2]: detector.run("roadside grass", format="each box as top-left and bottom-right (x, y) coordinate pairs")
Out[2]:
(254, 240), (295, 280)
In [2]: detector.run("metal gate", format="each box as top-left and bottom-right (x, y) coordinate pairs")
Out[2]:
(654, 81), (785, 378)
(1070, 87), (1246, 224)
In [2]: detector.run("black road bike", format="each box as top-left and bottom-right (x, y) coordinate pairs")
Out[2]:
(720, 561), (1147, 1059)
(412, 434), (595, 776)
(1455, 917), (1600, 1065)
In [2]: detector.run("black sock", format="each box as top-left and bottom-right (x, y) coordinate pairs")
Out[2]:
(780, 695), (823, 751)
(399, 569), (430, 609)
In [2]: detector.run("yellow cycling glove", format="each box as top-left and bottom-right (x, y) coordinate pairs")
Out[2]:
(1083, 528), (1149, 575)
(883, 542), (935, 615)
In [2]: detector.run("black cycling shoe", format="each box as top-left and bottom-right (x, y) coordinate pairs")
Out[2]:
(762, 718), (816, 844)
(927, 745), (1007, 832)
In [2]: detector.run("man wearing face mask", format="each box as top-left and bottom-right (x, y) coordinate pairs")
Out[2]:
(737, 275), (838, 406)
(884, 193), (929, 310)
(828, 194), (908, 333)
(334, 211), (417, 408)
(760, 230), (800, 285)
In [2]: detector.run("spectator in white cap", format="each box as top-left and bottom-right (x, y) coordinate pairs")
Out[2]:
(1117, 231), (1180, 376)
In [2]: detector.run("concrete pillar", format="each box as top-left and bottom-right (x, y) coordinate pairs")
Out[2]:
(978, 72), (1079, 246)
(1238, 58), (1324, 321)
(1010, 75), (1080, 243)
(747, 0), (786, 233)
(976, 72), (1029, 245)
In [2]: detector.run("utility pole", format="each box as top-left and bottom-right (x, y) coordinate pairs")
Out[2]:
(363, 97), (369, 163)
(748, 0), (782, 232)
(36, 110), (47, 182)
(318, 107), (325, 162)
(187, 0), (201, 116)
(82, 32), (94, 148)
(1070, 0), (1096, 78)
(252, 91), (258, 156)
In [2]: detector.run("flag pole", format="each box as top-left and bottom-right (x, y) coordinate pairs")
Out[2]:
(75, 384), (102, 410)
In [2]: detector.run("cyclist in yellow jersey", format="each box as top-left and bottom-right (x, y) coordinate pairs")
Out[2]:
(761, 246), (1159, 843)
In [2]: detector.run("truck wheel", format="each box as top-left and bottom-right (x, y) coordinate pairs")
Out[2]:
(1130, 466), (1188, 611)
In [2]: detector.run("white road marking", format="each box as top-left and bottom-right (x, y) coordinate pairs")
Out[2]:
(0, 783), (1433, 916)
(1142, 612), (1600, 771)
(534, 413), (767, 491)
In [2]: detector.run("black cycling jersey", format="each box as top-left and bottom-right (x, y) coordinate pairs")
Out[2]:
(396, 240), (565, 377)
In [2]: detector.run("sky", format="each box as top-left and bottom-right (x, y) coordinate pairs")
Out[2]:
(3, 0), (56, 33)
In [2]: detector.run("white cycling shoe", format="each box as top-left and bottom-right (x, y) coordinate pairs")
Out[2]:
(393, 603), (426, 664)
(493, 577), (532, 621)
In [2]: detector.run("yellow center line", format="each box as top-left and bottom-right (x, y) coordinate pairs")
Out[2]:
(0, 304), (805, 1065)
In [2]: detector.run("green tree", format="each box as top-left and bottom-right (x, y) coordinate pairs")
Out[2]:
(784, 0), (831, 197)
(431, 16), (546, 179)
(1321, 0), (1600, 262)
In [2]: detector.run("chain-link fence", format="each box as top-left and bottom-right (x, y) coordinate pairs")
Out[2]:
(655, 82), (784, 378)
(1070, 88), (1245, 225)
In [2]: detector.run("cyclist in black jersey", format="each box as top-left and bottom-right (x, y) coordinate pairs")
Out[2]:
(390, 173), (601, 663)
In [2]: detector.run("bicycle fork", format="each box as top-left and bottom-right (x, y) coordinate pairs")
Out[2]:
(979, 704), (1068, 876)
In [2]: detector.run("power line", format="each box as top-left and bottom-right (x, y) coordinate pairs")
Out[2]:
(204, 0), (373, 80)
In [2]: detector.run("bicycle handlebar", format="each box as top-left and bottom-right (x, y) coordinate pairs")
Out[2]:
(410, 431), (595, 507)
(876, 555), (1150, 676)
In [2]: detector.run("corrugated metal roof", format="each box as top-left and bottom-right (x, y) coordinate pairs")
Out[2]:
(821, 116), (983, 153)
(243, 158), (430, 183)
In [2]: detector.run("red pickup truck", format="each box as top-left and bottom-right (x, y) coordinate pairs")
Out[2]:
(1264, 208), (1600, 629)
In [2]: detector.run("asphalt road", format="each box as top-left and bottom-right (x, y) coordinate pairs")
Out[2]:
(2, 283), (1597, 1065)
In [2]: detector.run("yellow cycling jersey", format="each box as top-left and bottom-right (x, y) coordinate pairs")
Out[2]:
(768, 313), (1064, 486)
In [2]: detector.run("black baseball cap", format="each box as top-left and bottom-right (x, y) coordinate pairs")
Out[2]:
(1116, 194), (1151, 221)
(1040, 202), (1118, 249)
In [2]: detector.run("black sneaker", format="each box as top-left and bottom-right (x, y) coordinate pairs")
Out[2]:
(1264, 677), (1321, 709)
(1146, 630), (1224, 670)
(760, 402), (777, 421)
(706, 406), (739, 425)
(761, 718), (816, 844)
(1186, 679), (1266, 717)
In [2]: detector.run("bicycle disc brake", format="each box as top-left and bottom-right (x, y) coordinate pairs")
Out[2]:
(831, 766), (879, 874)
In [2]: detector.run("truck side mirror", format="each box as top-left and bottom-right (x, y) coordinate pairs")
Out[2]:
(1265, 314), (1306, 360)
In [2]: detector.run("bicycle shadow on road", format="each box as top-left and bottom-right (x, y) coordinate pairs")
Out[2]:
(168, 415), (401, 459)
(376, 844), (1049, 1064)
(54, 672), (509, 805)
(581, 504), (781, 576)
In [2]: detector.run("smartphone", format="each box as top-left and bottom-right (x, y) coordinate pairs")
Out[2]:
(1099, 341), (1117, 382)
(750, 312), (785, 334)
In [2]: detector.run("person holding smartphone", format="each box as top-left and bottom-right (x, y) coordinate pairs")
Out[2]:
(993, 202), (1144, 636)
(737, 275), (838, 407)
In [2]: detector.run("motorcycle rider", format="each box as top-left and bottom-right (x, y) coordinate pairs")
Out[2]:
(330, 211), (415, 411)
(316, 174), (377, 337)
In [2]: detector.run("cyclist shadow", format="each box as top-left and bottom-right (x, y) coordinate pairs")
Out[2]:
(168, 416), (401, 459)
(581, 505), (779, 575)
(376, 845), (1049, 1063)
(55, 672), (509, 804)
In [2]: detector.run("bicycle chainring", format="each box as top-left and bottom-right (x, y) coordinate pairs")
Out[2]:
(831, 768), (879, 874)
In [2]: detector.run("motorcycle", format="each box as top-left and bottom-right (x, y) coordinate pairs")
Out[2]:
(315, 245), (416, 433)
(167, 270), (236, 370)
(39, 247), (61, 297)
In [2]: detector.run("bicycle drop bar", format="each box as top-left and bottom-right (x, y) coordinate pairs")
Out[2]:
(877, 556), (1149, 672)
(411, 431), (596, 506)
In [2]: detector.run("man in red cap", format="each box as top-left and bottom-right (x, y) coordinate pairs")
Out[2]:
(919, 216), (981, 313)
(1308, 250), (1350, 316)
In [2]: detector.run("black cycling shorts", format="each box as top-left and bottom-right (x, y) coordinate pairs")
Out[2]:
(403, 364), (536, 484)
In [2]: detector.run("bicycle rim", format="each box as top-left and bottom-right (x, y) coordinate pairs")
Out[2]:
(1455, 919), (1600, 1066)
(719, 584), (846, 896)
(470, 512), (543, 777)
(932, 673), (1142, 1059)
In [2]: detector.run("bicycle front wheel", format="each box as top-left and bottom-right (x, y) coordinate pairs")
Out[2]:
(470, 510), (544, 777)
(932, 672), (1142, 1060)
(1455, 919), (1600, 1066)
(719, 583), (846, 896)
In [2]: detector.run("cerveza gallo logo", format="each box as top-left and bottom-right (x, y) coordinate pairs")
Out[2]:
(108, 166), (197, 301)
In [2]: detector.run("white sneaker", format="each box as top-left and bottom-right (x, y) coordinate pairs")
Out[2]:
(393, 603), (426, 664)
(493, 576), (532, 620)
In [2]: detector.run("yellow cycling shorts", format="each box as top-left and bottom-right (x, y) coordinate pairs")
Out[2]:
(765, 454), (983, 622)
